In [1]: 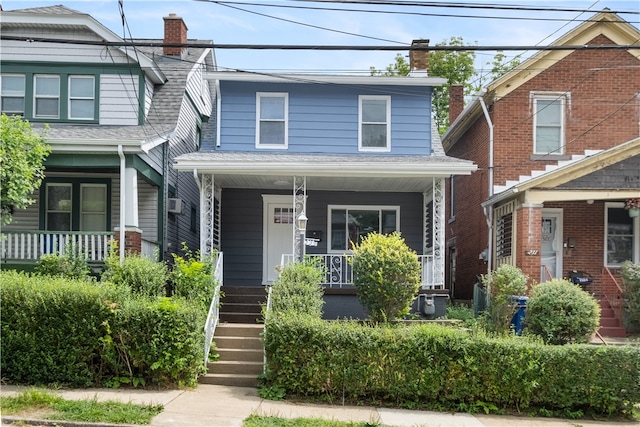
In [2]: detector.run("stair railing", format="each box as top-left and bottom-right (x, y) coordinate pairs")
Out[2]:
(600, 266), (624, 324)
(204, 251), (223, 366)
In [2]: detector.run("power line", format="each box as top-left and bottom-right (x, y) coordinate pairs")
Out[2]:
(2, 35), (638, 51)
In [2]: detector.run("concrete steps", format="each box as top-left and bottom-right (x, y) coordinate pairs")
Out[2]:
(220, 286), (266, 324)
(200, 323), (263, 387)
(597, 299), (626, 338)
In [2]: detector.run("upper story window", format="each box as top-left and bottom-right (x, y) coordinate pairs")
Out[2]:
(533, 93), (566, 155)
(69, 76), (95, 120)
(256, 92), (288, 149)
(34, 75), (60, 119)
(359, 95), (391, 152)
(1, 74), (25, 115)
(1, 72), (98, 123)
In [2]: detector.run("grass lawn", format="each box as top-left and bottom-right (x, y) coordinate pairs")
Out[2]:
(0, 388), (163, 425)
(243, 415), (388, 426)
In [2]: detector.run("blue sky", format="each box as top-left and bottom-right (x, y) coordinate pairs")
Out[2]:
(2, 0), (639, 75)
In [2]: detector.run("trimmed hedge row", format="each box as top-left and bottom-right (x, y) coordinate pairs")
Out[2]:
(0, 271), (205, 388)
(263, 314), (640, 416)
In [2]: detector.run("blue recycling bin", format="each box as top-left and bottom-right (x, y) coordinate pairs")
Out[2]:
(510, 296), (529, 336)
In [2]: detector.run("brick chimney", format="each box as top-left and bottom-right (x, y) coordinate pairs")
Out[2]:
(163, 13), (188, 56)
(449, 84), (464, 124)
(409, 39), (430, 74)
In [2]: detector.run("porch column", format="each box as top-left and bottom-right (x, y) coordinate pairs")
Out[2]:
(198, 173), (219, 258)
(293, 176), (306, 261)
(115, 166), (142, 255)
(432, 177), (445, 288)
(516, 203), (543, 289)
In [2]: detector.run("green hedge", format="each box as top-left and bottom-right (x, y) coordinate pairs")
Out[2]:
(0, 271), (204, 388)
(263, 314), (640, 416)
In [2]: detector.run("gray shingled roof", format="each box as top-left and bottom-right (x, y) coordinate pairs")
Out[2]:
(8, 4), (83, 14)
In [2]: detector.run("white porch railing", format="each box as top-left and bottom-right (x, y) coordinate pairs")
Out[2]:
(280, 253), (444, 289)
(204, 251), (223, 366)
(1, 231), (113, 262)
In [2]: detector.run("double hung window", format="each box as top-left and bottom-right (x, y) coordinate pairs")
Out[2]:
(533, 93), (565, 154)
(256, 92), (288, 148)
(359, 95), (390, 151)
(69, 76), (95, 120)
(606, 204), (638, 266)
(1, 74), (25, 115)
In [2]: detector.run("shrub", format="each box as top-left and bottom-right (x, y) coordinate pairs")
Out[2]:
(350, 232), (421, 323)
(35, 246), (91, 280)
(481, 264), (528, 334)
(268, 259), (325, 319)
(263, 315), (640, 416)
(525, 279), (600, 345)
(170, 243), (216, 308)
(103, 244), (168, 297)
(620, 261), (640, 332)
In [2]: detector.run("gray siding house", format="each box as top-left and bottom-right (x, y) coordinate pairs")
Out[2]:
(0, 5), (215, 266)
(174, 45), (477, 318)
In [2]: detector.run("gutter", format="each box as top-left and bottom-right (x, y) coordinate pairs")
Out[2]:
(118, 145), (125, 265)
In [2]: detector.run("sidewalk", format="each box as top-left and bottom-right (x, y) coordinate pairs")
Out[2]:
(2, 384), (638, 427)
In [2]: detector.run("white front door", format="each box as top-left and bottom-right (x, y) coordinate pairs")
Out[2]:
(262, 195), (294, 284)
(541, 209), (563, 282)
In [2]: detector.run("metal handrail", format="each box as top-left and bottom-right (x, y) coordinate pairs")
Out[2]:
(203, 251), (223, 366)
(600, 266), (624, 324)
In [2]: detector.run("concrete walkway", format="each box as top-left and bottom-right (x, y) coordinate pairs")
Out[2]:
(1, 384), (638, 427)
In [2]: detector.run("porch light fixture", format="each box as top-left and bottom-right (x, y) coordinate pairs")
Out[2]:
(298, 212), (308, 262)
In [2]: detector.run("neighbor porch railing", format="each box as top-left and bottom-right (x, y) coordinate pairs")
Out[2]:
(204, 251), (223, 366)
(600, 266), (624, 324)
(1, 230), (113, 262)
(280, 253), (443, 289)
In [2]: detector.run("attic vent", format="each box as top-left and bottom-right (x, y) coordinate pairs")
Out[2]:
(168, 198), (183, 214)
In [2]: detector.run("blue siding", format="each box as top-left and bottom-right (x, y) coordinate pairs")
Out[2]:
(216, 81), (433, 155)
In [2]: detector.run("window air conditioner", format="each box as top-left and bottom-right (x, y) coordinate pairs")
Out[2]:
(168, 198), (183, 214)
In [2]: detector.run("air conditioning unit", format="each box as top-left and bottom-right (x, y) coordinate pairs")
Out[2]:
(167, 198), (183, 214)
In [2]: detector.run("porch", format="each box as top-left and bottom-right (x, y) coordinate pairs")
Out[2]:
(0, 230), (159, 264)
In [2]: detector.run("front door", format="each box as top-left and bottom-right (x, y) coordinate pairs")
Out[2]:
(262, 195), (294, 284)
(541, 210), (563, 282)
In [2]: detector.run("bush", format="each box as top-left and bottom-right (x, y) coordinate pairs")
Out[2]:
(263, 314), (640, 416)
(525, 279), (600, 345)
(103, 247), (168, 298)
(481, 264), (528, 334)
(620, 261), (640, 332)
(0, 270), (204, 388)
(351, 232), (421, 323)
(268, 260), (325, 319)
(35, 247), (91, 280)
(170, 244), (216, 308)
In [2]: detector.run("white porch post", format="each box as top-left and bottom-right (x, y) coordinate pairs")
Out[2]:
(124, 167), (139, 228)
(293, 176), (306, 261)
(432, 177), (445, 288)
(197, 172), (218, 258)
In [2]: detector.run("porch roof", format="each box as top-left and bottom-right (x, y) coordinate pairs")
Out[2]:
(173, 151), (476, 192)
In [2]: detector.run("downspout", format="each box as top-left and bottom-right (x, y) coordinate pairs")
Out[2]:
(118, 145), (125, 265)
(479, 96), (494, 276)
(215, 80), (221, 147)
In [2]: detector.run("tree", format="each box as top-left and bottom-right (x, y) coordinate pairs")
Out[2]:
(371, 38), (520, 135)
(0, 114), (50, 225)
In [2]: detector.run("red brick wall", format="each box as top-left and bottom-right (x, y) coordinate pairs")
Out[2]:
(515, 205), (542, 289)
(114, 228), (142, 254)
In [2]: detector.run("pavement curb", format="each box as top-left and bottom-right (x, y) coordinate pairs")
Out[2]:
(2, 416), (139, 427)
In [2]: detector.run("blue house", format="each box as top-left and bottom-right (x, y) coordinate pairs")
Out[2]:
(174, 43), (476, 318)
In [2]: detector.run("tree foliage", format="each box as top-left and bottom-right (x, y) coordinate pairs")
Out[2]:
(370, 38), (521, 135)
(0, 114), (50, 225)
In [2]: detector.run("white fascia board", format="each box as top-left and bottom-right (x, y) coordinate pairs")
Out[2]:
(141, 130), (174, 153)
(1, 11), (166, 84)
(204, 72), (447, 87)
(173, 159), (476, 177)
(48, 138), (145, 154)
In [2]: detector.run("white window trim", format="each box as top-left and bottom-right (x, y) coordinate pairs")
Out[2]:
(0, 73), (26, 115)
(256, 92), (288, 149)
(358, 95), (391, 152)
(531, 92), (566, 155)
(604, 202), (639, 267)
(68, 75), (95, 120)
(33, 74), (60, 119)
(327, 204), (400, 253)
